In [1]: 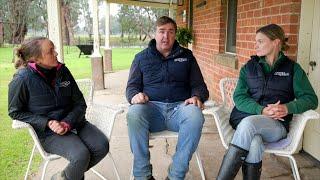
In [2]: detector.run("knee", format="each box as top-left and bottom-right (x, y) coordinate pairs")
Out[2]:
(180, 105), (205, 129)
(250, 135), (264, 152)
(70, 146), (91, 165)
(94, 137), (109, 158)
(237, 116), (257, 133)
(127, 104), (146, 125)
(127, 104), (152, 130)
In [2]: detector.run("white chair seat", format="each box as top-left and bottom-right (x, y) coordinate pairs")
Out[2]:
(129, 129), (206, 180)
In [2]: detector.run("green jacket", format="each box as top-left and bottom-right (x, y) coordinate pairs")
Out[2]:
(233, 52), (318, 115)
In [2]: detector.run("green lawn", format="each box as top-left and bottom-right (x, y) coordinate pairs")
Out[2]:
(0, 46), (140, 179)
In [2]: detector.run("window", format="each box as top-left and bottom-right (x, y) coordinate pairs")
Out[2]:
(226, 0), (237, 53)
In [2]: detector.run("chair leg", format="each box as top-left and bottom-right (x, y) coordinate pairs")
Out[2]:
(24, 144), (36, 180)
(108, 152), (121, 180)
(91, 168), (107, 180)
(287, 155), (301, 180)
(129, 162), (134, 180)
(41, 160), (50, 180)
(195, 149), (206, 180)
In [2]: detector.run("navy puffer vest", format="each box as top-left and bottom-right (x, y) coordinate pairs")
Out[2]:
(230, 56), (295, 131)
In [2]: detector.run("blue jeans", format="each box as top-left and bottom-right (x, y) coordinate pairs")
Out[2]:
(127, 101), (205, 180)
(231, 115), (287, 163)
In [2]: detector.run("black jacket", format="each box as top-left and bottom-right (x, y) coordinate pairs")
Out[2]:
(126, 39), (209, 103)
(8, 63), (87, 138)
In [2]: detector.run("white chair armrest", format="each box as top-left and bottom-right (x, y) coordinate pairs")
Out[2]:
(202, 104), (223, 116)
(12, 120), (31, 129)
(300, 109), (320, 120)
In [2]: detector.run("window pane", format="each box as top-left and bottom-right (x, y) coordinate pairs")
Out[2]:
(226, 0), (237, 53)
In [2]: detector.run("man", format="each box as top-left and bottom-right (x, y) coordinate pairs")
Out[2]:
(126, 16), (209, 180)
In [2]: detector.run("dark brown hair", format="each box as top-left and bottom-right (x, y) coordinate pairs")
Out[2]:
(156, 16), (177, 32)
(14, 37), (47, 69)
(256, 24), (289, 51)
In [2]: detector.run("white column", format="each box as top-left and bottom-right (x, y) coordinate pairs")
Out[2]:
(104, 1), (110, 49)
(91, 0), (101, 57)
(47, 0), (63, 62)
(103, 1), (112, 72)
(169, 8), (174, 18)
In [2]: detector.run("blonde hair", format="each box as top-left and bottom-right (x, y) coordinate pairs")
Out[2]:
(14, 37), (47, 69)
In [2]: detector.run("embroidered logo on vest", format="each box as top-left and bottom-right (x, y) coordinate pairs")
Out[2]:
(60, 81), (70, 87)
(274, 72), (289, 76)
(174, 58), (188, 62)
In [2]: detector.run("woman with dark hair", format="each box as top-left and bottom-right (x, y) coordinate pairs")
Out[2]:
(216, 24), (318, 180)
(8, 37), (109, 180)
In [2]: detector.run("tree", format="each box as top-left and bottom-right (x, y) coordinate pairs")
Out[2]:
(117, 5), (169, 42)
(79, 0), (92, 36)
(28, 0), (48, 36)
(0, 0), (33, 44)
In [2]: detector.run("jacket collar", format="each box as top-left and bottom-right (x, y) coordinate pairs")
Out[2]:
(28, 62), (63, 79)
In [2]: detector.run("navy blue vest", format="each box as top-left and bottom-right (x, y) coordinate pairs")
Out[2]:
(230, 56), (295, 131)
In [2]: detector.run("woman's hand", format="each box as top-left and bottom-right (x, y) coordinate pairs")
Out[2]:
(263, 101), (288, 121)
(48, 120), (68, 135)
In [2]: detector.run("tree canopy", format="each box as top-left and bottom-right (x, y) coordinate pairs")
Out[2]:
(0, 1), (171, 46)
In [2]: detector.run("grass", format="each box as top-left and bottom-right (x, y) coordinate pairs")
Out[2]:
(0, 46), (140, 179)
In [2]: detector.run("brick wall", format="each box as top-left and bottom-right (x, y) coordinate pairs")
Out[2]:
(177, 0), (301, 102)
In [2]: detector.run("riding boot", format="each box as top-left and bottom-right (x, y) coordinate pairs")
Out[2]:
(242, 161), (262, 180)
(216, 144), (248, 180)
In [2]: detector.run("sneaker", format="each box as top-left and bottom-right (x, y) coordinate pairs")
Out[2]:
(51, 171), (67, 180)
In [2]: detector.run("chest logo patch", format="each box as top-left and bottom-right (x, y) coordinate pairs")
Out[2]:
(60, 81), (70, 87)
(174, 58), (188, 62)
(274, 72), (289, 76)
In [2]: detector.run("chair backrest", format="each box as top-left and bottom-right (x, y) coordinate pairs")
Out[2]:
(211, 78), (238, 149)
(76, 79), (94, 106)
(85, 103), (123, 141)
(219, 77), (238, 110)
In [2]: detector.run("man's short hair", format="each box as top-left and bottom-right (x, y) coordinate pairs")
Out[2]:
(156, 16), (177, 32)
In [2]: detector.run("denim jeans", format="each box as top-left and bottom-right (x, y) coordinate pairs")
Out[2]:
(41, 121), (109, 180)
(231, 115), (287, 163)
(127, 101), (205, 180)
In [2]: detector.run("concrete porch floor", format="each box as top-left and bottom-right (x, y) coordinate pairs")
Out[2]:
(33, 69), (320, 180)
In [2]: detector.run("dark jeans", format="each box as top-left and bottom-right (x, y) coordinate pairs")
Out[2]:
(41, 121), (109, 180)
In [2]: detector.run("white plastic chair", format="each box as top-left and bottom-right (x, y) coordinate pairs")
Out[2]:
(127, 124), (206, 179)
(202, 77), (320, 180)
(76, 78), (94, 106)
(12, 79), (123, 180)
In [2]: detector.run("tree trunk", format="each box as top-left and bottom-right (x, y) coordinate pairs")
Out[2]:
(8, 0), (30, 44)
(60, 1), (75, 45)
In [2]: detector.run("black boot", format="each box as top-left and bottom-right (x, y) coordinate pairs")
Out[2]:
(216, 144), (248, 180)
(242, 161), (262, 180)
